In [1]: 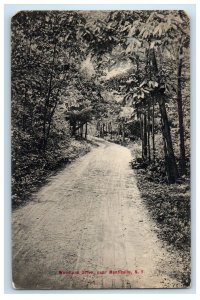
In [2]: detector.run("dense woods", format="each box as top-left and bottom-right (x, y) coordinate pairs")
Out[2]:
(12, 10), (190, 202)
(11, 10), (191, 286)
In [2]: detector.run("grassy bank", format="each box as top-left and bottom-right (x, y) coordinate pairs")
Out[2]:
(12, 138), (98, 208)
(128, 142), (191, 286)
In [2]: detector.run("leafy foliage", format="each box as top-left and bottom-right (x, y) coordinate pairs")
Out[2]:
(11, 11), (98, 205)
(12, 10), (190, 285)
(12, 9), (190, 217)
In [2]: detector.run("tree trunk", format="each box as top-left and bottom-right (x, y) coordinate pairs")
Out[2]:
(157, 92), (179, 183)
(85, 122), (88, 139)
(139, 113), (144, 158)
(71, 122), (76, 136)
(177, 42), (186, 175)
(77, 121), (80, 136)
(152, 97), (156, 162)
(102, 123), (104, 138)
(147, 102), (151, 162)
(122, 120), (125, 144)
(143, 112), (147, 161)
(80, 123), (83, 138)
(43, 42), (57, 152)
(96, 121), (100, 137)
(105, 123), (108, 134)
(151, 48), (178, 183)
(160, 117), (170, 183)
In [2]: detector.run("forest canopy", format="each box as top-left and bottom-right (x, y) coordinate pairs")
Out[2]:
(11, 10), (190, 204)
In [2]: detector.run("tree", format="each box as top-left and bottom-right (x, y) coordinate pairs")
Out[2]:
(95, 11), (189, 182)
(11, 11), (92, 202)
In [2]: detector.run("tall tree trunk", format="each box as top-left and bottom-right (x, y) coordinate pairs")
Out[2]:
(157, 92), (179, 183)
(139, 113), (144, 158)
(85, 122), (88, 139)
(43, 42), (57, 152)
(152, 97), (156, 162)
(96, 121), (100, 137)
(105, 123), (108, 134)
(71, 122), (76, 136)
(160, 117), (170, 183)
(102, 123), (105, 138)
(108, 122), (112, 139)
(147, 102), (151, 162)
(152, 48), (178, 182)
(77, 121), (80, 136)
(143, 112), (147, 161)
(177, 42), (186, 175)
(80, 123), (83, 138)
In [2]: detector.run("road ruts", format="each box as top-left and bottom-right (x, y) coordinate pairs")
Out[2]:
(12, 138), (183, 289)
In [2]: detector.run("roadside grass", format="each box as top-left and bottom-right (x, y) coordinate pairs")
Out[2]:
(12, 138), (98, 208)
(128, 141), (191, 287)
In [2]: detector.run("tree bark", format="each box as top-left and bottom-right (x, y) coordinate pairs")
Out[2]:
(157, 92), (179, 183)
(139, 113), (144, 158)
(160, 117), (170, 183)
(102, 123), (105, 138)
(152, 97), (156, 162)
(43, 42), (57, 152)
(85, 122), (88, 139)
(147, 102), (151, 162)
(177, 42), (186, 175)
(151, 48), (178, 183)
(71, 122), (76, 136)
(80, 123), (83, 138)
(143, 112), (147, 161)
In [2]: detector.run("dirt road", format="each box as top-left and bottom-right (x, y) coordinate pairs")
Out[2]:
(12, 139), (182, 289)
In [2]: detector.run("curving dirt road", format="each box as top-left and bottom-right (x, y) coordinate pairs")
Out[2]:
(12, 138), (182, 289)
